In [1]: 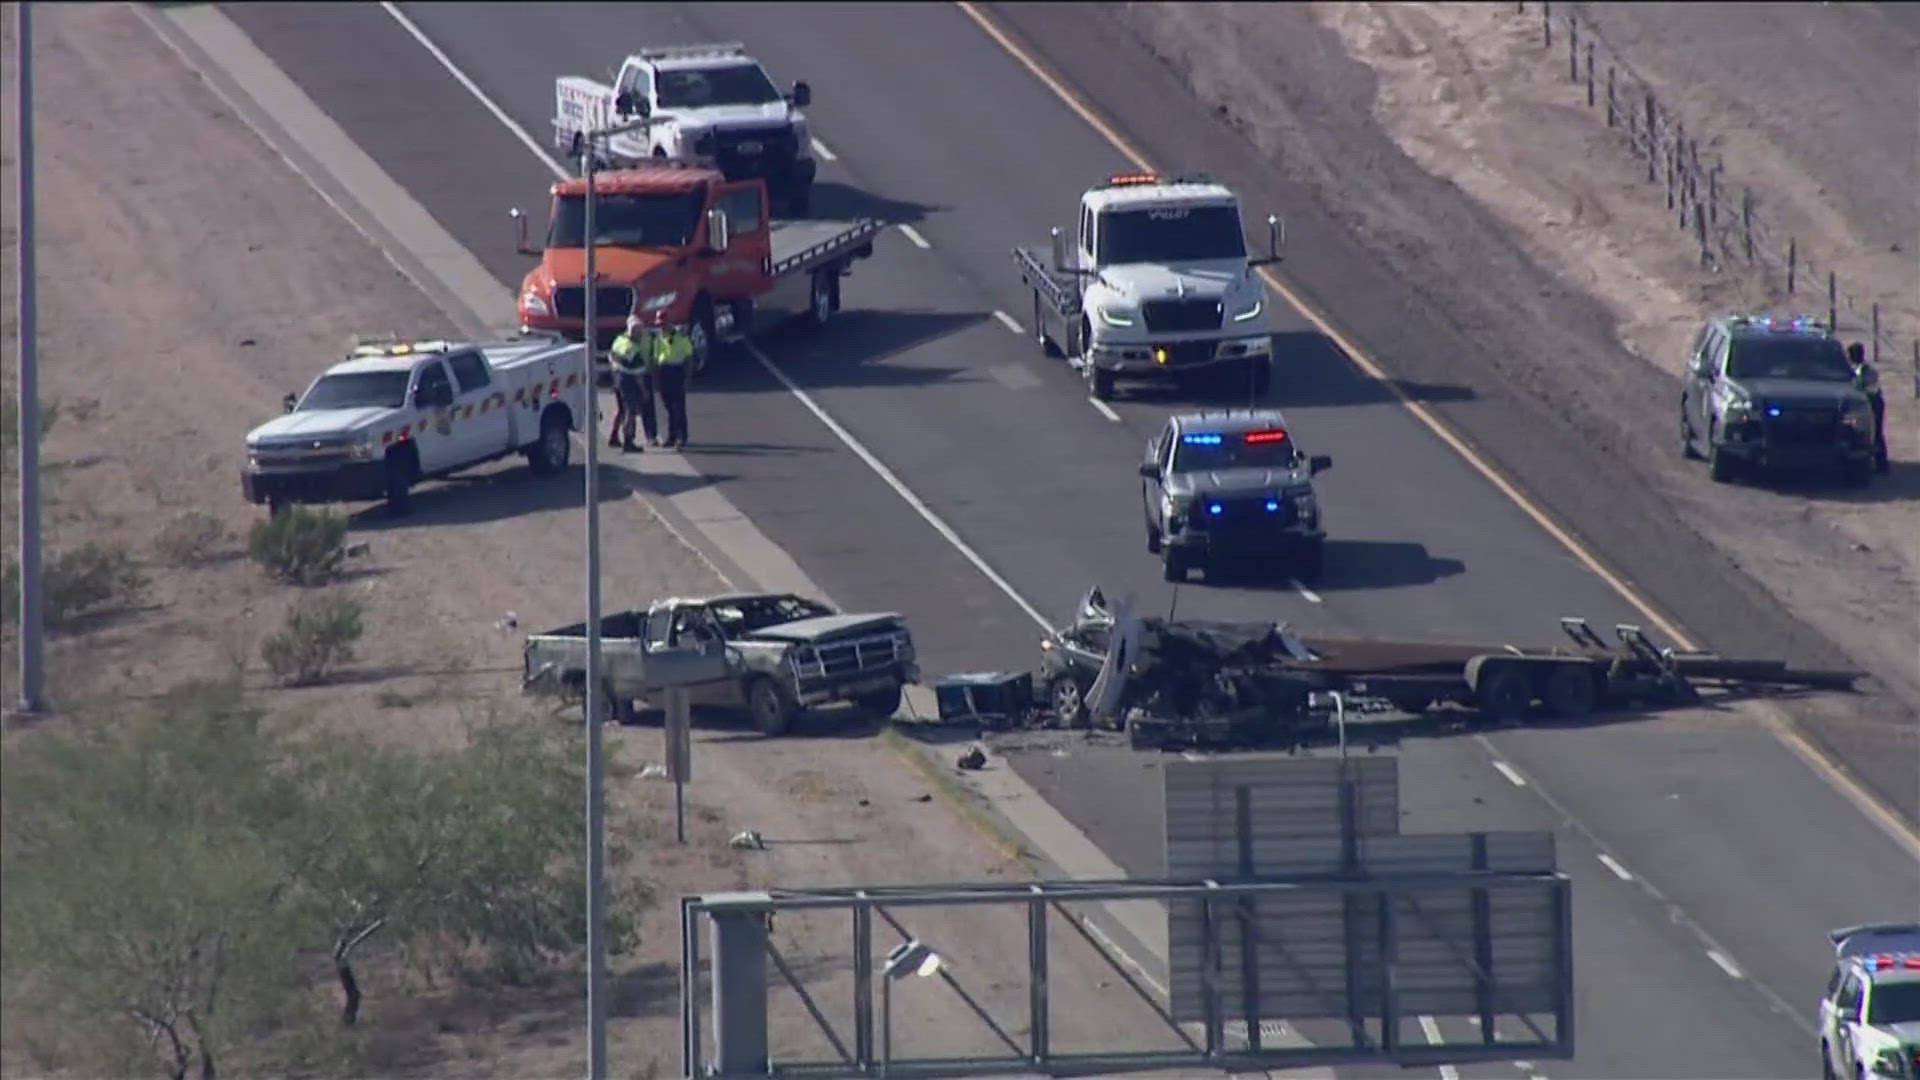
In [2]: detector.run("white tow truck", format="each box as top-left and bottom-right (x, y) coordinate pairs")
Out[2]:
(242, 336), (588, 518)
(553, 43), (817, 215)
(1015, 172), (1283, 401)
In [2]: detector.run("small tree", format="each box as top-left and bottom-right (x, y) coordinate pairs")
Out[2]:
(247, 507), (348, 586)
(1, 543), (149, 630)
(261, 593), (364, 686)
(154, 511), (233, 568)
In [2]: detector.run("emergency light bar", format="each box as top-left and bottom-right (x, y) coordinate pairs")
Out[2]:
(348, 336), (454, 358)
(1105, 173), (1160, 187)
(1872, 955), (1920, 970)
(634, 43), (747, 63)
(1244, 430), (1289, 444)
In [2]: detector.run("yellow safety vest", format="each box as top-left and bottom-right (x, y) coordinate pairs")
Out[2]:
(609, 333), (646, 372)
(653, 329), (694, 367)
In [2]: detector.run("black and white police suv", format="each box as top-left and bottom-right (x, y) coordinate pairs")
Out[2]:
(1822, 923), (1920, 1080)
(1139, 408), (1331, 583)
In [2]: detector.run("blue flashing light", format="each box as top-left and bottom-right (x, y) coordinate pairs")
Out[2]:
(1766, 406), (1782, 417)
(1265, 499), (1280, 512)
(1207, 503), (1223, 516)
(1182, 433), (1224, 445)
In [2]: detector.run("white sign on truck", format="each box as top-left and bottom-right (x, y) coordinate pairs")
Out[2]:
(242, 335), (589, 518)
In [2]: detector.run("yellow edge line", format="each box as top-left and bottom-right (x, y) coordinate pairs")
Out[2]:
(954, 0), (1919, 853)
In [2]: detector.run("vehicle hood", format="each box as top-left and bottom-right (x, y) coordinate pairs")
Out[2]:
(538, 247), (676, 289)
(1165, 466), (1311, 498)
(1092, 259), (1250, 303)
(1729, 377), (1862, 406)
(663, 101), (798, 130)
(744, 612), (903, 643)
(1870, 1020), (1920, 1044)
(248, 407), (393, 444)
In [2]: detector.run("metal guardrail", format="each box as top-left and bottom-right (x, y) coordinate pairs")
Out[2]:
(1516, 1), (1916, 395)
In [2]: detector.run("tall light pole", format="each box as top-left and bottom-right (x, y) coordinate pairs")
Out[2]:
(14, 0), (44, 715)
(576, 117), (649, 1080)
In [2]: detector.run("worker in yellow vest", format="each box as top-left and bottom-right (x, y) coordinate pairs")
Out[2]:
(607, 314), (656, 451)
(649, 311), (696, 449)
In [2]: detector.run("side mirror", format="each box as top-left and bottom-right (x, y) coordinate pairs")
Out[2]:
(1309, 454), (1332, 475)
(614, 90), (650, 119)
(1251, 213), (1285, 266)
(789, 80), (812, 108)
(706, 206), (731, 254)
(413, 385), (452, 410)
(1138, 463), (1159, 479)
(282, 392), (298, 413)
(1049, 226), (1069, 275)
(510, 207), (538, 256)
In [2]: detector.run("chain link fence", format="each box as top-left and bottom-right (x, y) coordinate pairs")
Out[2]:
(1516, 0), (1917, 396)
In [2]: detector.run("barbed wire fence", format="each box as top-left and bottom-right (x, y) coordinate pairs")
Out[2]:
(1514, 0), (1917, 397)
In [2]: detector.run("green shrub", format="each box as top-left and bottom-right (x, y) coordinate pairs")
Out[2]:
(261, 593), (364, 686)
(248, 507), (348, 586)
(153, 510), (232, 568)
(0, 544), (149, 630)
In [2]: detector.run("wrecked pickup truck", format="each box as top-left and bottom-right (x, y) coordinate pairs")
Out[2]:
(1040, 587), (1861, 749)
(523, 592), (916, 736)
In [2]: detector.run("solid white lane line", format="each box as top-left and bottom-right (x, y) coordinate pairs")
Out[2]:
(1707, 950), (1744, 979)
(809, 137), (837, 162)
(898, 223), (932, 249)
(380, 3), (565, 178)
(1088, 398), (1121, 422)
(992, 309), (1025, 334)
(1416, 1016), (1459, 1080)
(1288, 579), (1323, 604)
(1597, 853), (1634, 881)
(1492, 760), (1528, 787)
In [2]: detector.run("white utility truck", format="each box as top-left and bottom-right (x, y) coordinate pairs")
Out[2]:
(242, 336), (588, 518)
(1015, 172), (1283, 401)
(552, 43), (817, 215)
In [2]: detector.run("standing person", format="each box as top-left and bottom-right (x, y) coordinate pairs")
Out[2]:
(651, 313), (696, 448)
(606, 314), (657, 452)
(1847, 341), (1890, 474)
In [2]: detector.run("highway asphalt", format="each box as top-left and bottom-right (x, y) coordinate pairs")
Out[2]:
(221, 3), (1916, 1076)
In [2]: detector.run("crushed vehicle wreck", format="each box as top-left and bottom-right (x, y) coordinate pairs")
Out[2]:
(1039, 587), (1863, 750)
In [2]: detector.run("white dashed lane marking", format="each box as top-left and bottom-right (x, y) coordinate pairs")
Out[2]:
(1492, 760), (1528, 787)
(897, 223), (931, 249)
(1597, 853), (1634, 881)
(1088, 398), (1120, 422)
(992, 309), (1025, 334)
(808, 137), (837, 162)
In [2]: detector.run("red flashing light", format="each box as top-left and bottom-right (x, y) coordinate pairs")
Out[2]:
(1907, 956), (1920, 969)
(1244, 430), (1289, 445)
(1877, 955), (1897, 970)
(1108, 173), (1159, 186)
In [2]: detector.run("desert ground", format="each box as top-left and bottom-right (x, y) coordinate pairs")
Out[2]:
(0, 5), (1164, 1075)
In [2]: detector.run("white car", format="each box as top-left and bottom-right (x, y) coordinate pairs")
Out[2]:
(1822, 923), (1920, 1080)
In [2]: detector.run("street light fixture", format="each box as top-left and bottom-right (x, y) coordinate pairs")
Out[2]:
(574, 115), (653, 1080)
(880, 940), (943, 1076)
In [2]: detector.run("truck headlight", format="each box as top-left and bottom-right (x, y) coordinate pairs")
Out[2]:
(1232, 296), (1264, 322)
(642, 290), (680, 313)
(346, 437), (378, 462)
(521, 292), (550, 316)
(1097, 305), (1137, 328)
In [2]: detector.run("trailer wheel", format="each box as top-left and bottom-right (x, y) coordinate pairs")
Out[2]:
(526, 406), (572, 475)
(806, 269), (834, 328)
(745, 676), (798, 737)
(1473, 663), (1533, 724)
(1541, 664), (1600, 720)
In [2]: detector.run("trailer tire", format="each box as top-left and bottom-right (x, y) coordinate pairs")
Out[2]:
(526, 406), (572, 475)
(1472, 662), (1533, 724)
(745, 676), (798, 737)
(1541, 664), (1600, 720)
(383, 448), (416, 519)
(806, 269), (835, 329)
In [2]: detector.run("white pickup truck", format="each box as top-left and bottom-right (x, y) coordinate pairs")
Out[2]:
(242, 336), (588, 518)
(553, 43), (817, 215)
(1016, 172), (1284, 401)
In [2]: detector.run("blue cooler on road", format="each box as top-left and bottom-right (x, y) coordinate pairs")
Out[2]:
(933, 672), (1034, 721)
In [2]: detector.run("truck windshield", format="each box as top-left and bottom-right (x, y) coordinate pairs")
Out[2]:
(1867, 982), (1920, 1024)
(707, 595), (834, 637)
(1726, 337), (1853, 382)
(1171, 432), (1298, 472)
(299, 371), (410, 410)
(548, 191), (703, 248)
(1098, 205), (1246, 265)
(655, 64), (782, 108)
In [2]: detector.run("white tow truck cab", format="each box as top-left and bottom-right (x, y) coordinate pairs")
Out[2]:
(242, 335), (588, 519)
(553, 43), (816, 215)
(1017, 173), (1283, 401)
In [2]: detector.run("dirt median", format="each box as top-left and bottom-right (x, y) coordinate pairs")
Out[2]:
(1108, 0), (1917, 821)
(1, 5), (1166, 1074)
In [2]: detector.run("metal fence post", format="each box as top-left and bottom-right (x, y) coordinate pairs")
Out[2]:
(1585, 43), (1596, 107)
(1828, 272), (1837, 332)
(853, 903), (874, 1067)
(1697, 211), (1709, 270)
(1606, 66), (1616, 126)
(1910, 340), (1917, 399)
(1645, 93), (1658, 180)
(1543, 0), (1552, 47)
(1028, 894), (1050, 1066)
(1568, 15), (1578, 81)
(1788, 238), (1797, 295)
(1742, 188), (1754, 262)
(1871, 304), (1881, 365)
(1708, 166), (1719, 229)
(709, 895), (772, 1077)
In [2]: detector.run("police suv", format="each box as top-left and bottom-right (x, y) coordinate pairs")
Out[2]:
(1822, 923), (1920, 1080)
(1680, 313), (1880, 484)
(1139, 408), (1332, 583)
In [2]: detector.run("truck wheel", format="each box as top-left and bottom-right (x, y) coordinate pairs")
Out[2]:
(526, 407), (572, 475)
(745, 677), (798, 737)
(1162, 547), (1187, 582)
(806, 269), (834, 328)
(1541, 664), (1600, 720)
(1034, 293), (1061, 358)
(383, 449), (415, 518)
(1145, 519), (1162, 554)
(1474, 663), (1533, 724)
(1049, 674), (1089, 727)
(1090, 366), (1117, 401)
(1706, 425), (1736, 482)
(1294, 538), (1325, 584)
(854, 682), (904, 719)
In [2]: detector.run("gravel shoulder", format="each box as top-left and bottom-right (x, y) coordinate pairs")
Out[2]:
(1, 5), (1160, 1074)
(1051, 0), (1919, 821)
